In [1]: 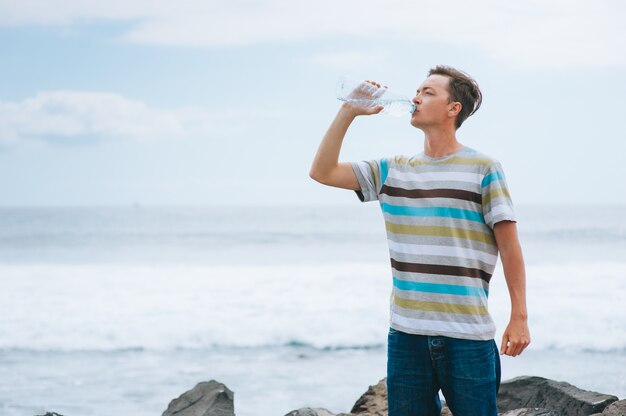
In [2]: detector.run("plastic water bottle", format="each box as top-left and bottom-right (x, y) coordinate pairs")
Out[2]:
(336, 75), (415, 116)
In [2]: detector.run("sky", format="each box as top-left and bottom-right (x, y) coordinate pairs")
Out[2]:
(0, 0), (625, 206)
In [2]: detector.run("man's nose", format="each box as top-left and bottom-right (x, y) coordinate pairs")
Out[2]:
(412, 96), (420, 105)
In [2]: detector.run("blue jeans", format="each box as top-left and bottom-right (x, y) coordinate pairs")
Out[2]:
(386, 327), (501, 416)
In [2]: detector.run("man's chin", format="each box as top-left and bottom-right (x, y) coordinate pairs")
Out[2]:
(410, 112), (420, 125)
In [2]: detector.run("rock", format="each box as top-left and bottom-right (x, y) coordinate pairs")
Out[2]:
(283, 409), (336, 416)
(349, 378), (387, 415)
(441, 404), (453, 415)
(284, 408), (338, 416)
(497, 376), (619, 416)
(161, 376), (621, 416)
(161, 380), (234, 416)
(499, 409), (558, 416)
(600, 399), (626, 415)
(282, 407), (354, 416)
(343, 375), (619, 416)
(346, 377), (451, 416)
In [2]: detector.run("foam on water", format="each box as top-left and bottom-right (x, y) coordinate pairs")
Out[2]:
(1, 261), (624, 353)
(490, 262), (626, 352)
(0, 263), (390, 352)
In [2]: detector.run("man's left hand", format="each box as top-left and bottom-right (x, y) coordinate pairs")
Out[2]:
(500, 317), (530, 357)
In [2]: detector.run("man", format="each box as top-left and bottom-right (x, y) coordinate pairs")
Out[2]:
(309, 66), (530, 416)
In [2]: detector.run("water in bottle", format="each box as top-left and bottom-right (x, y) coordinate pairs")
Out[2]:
(336, 75), (415, 117)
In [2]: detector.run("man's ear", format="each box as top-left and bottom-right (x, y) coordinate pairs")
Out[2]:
(448, 102), (462, 118)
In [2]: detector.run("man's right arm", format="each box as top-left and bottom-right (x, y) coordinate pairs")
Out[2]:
(309, 102), (383, 190)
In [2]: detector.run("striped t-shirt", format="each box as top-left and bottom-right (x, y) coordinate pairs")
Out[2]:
(350, 146), (516, 341)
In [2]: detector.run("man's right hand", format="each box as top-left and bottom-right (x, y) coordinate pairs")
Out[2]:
(340, 80), (386, 117)
(340, 101), (384, 117)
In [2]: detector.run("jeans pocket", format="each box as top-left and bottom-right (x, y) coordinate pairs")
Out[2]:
(388, 327), (400, 335)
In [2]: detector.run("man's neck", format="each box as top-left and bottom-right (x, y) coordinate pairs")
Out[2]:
(422, 128), (463, 158)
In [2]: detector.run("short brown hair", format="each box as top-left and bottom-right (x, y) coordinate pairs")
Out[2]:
(428, 65), (482, 129)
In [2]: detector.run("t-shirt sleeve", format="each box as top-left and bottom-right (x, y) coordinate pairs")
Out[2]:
(481, 162), (516, 229)
(349, 158), (387, 202)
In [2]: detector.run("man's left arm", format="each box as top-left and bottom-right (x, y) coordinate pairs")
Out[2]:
(494, 220), (531, 357)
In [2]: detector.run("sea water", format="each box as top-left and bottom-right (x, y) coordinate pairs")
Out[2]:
(0, 204), (624, 415)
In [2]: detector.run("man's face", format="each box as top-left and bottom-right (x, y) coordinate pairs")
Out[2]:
(410, 74), (455, 129)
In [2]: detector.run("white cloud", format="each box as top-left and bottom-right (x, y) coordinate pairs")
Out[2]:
(0, 91), (292, 147)
(0, 0), (624, 69)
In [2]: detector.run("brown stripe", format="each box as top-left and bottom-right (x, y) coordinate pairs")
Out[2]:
(391, 258), (492, 283)
(381, 185), (482, 203)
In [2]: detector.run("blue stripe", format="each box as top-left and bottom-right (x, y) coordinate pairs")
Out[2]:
(393, 276), (488, 297)
(381, 203), (485, 223)
(380, 159), (389, 185)
(481, 171), (504, 187)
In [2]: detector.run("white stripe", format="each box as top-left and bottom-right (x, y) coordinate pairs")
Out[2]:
(356, 161), (374, 188)
(387, 169), (482, 185)
(354, 161), (377, 201)
(392, 313), (495, 336)
(387, 241), (498, 264)
(484, 205), (514, 224)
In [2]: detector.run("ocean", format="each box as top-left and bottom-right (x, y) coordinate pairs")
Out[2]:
(0, 204), (624, 415)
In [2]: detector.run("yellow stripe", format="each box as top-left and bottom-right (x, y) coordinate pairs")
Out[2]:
(393, 155), (492, 167)
(483, 188), (511, 206)
(393, 294), (489, 315)
(385, 222), (496, 246)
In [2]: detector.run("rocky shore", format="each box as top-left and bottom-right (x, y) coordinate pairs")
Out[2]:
(160, 376), (624, 416)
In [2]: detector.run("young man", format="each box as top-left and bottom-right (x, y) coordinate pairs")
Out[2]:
(309, 66), (530, 416)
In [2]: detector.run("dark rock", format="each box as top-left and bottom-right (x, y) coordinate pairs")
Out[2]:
(600, 399), (626, 415)
(497, 376), (618, 416)
(161, 376), (620, 416)
(441, 404), (453, 416)
(283, 408), (336, 416)
(499, 409), (559, 416)
(347, 377), (452, 416)
(162, 380), (234, 416)
(350, 378), (387, 415)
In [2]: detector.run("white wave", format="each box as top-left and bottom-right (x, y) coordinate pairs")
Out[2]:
(489, 261), (626, 352)
(0, 263), (391, 351)
(0, 261), (624, 352)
